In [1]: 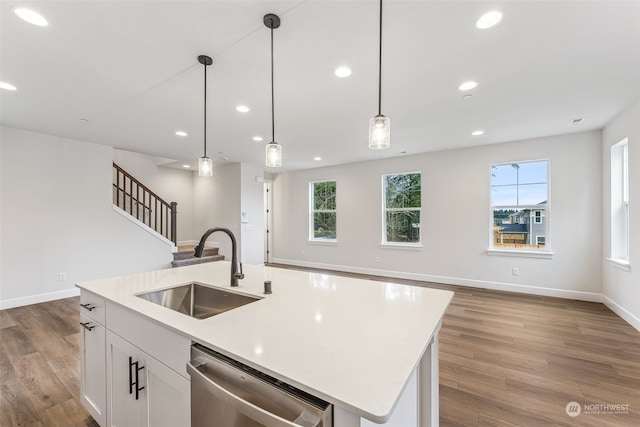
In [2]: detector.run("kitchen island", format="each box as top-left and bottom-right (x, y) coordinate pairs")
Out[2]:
(76, 261), (453, 427)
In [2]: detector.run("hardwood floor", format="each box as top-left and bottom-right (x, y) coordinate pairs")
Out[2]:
(0, 298), (99, 427)
(1, 268), (639, 426)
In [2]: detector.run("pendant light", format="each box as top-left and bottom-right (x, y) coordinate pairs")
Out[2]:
(369, 0), (390, 150)
(198, 55), (213, 177)
(264, 13), (282, 167)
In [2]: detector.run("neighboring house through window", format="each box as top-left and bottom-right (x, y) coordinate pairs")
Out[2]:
(309, 180), (337, 241)
(491, 160), (549, 251)
(383, 172), (421, 245)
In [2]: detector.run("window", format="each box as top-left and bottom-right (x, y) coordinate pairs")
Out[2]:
(611, 139), (629, 262)
(490, 160), (549, 251)
(309, 180), (337, 241)
(383, 172), (421, 244)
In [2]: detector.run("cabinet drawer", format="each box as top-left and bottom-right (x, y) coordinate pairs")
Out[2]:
(79, 291), (106, 326)
(106, 301), (190, 378)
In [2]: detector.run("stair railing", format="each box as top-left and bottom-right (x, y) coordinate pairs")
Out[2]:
(112, 162), (177, 244)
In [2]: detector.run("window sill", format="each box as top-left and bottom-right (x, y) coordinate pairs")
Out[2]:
(607, 258), (631, 272)
(308, 239), (338, 246)
(486, 248), (554, 259)
(380, 243), (424, 251)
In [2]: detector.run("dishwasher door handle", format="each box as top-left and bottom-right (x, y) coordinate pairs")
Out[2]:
(187, 361), (320, 427)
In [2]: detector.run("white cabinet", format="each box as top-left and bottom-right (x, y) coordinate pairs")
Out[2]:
(106, 331), (190, 427)
(80, 313), (107, 427)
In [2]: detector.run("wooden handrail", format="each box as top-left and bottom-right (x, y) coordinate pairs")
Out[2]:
(112, 162), (177, 244)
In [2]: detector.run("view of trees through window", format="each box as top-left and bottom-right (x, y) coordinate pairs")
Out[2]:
(384, 173), (421, 243)
(491, 160), (548, 250)
(311, 181), (336, 240)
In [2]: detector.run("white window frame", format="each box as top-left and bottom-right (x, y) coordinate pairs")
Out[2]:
(487, 159), (553, 258)
(309, 180), (337, 243)
(534, 210), (542, 224)
(608, 138), (630, 270)
(381, 172), (422, 247)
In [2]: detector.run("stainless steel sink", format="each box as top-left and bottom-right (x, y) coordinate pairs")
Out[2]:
(136, 282), (259, 319)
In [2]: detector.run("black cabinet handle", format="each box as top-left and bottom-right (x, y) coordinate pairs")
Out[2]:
(80, 322), (95, 331)
(135, 363), (145, 400)
(128, 356), (145, 400)
(80, 303), (96, 311)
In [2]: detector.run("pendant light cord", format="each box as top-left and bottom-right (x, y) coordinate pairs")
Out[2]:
(270, 26), (275, 142)
(203, 60), (207, 158)
(377, 0), (383, 116)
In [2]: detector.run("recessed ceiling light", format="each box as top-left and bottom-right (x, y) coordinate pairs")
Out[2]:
(476, 11), (503, 29)
(182, 164), (191, 168)
(79, 118), (89, 124)
(463, 94), (473, 100)
(334, 66), (352, 78)
(175, 131), (187, 137)
(0, 81), (17, 91)
(253, 136), (264, 142)
(14, 8), (48, 27)
(472, 130), (484, 136)
(314, 156), (322, 161)
(459, 81), (478, 91)
(236, 105), (250, 113)
(569, 118), (584, 126)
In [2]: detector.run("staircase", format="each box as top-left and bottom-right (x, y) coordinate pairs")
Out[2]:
(172, 246), (225, 268)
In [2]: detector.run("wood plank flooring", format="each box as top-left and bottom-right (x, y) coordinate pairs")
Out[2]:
(0, 298), (98, 427)
(1, 267), (640, 426)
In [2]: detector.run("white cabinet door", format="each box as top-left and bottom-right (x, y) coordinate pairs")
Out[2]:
(106, 331), (190, 427)
(106, 331), (144, 427)
(80, 314), (107, 427)
(143, 354), (190, 427)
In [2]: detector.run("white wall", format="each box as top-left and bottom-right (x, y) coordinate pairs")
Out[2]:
(192, 163), (242, 261)
(113, 149), (195, 243)
(272, 131), (603, 300)
(602, 98), (640, 330)
(0, 127), (173, 308)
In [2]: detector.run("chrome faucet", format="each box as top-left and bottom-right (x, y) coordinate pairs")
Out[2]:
(194, 227), (244, 287)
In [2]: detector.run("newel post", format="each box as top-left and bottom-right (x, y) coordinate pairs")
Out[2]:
(170, 202), (178, 245)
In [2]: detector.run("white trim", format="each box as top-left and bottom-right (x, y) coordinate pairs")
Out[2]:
(603, 295), (640, 333)
(0, 287), (80, 310)
(606, 257), (631, 272)
(271, 258), (601, 302)
(308, 239), (338, 245)
(486, 248), (554, 259)
(112, 205), (177, 252)
(380, 243), (424, 251)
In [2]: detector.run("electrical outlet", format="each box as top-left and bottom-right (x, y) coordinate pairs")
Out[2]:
(375, 256), (381, 263)
(59, 272), (67, 281)
(512, 267), (519, 276)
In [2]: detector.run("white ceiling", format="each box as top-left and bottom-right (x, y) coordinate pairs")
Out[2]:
(2, 1), (639, 172)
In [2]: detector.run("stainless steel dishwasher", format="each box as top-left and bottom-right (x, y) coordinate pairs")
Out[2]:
(187, 344), (333, 427)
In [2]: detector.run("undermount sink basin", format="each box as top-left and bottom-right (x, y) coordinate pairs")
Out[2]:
(137, 282), (259, 319)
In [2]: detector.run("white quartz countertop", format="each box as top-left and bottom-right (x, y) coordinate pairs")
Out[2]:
(76, 261), (453, 422)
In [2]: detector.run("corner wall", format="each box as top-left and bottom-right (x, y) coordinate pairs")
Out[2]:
(0, 127), (173, 308)
(272, 131), (603, 300)
(602, 98), (640, 330)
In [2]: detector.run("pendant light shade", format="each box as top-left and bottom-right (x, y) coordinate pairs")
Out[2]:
(264, 13), (282, 168)
(368, 0), (390, 150)
(198, 55), (213, 177)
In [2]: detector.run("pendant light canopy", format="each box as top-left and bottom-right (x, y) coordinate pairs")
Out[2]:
(369, 0), (390, 150)
(198, 55), (213, 177)
(264, 13), (282, 168)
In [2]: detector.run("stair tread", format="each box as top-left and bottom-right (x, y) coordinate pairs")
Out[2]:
(171, 254), (224, 268)
(173, 247), (219, 260)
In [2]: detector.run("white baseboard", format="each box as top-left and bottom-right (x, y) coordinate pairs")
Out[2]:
(602, 295), (640, 332)
(0, 287), (80, 310)
(271, 258), (604, 303)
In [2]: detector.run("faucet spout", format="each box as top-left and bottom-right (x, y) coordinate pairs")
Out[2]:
(194, 227), (244, 287)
